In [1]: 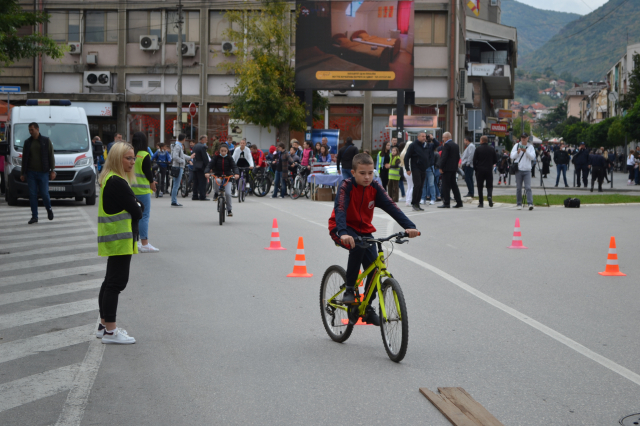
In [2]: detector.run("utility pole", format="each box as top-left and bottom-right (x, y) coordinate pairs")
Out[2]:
(177, 0), (183, 138)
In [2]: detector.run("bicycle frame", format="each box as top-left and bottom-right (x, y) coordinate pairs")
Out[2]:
(326, 248), (398, 322)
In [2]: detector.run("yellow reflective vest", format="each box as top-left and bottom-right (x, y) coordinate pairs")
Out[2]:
(132, 150), (152, 195)
(98, 172), (138, 257)
(388, 155), (401, 180)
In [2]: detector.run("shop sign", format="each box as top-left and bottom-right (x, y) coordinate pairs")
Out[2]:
(469, 64), (505, 77)
(74, 101), (112, 116)
(498, 109), (513, 119)
(388, 115), (437, 128)
(490, 123), (507, 134)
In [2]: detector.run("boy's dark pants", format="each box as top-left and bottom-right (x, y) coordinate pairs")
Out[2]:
(331, 227), (378, 304)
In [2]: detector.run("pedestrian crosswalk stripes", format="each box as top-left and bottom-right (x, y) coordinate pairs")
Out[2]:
(0, 279), (103, 307)
(2, 227), (91, 242)
(0, 252), (99, 273)
(0, 264), (105, 288)
(0, 364), (80, 413)
(0, 235), (94, 250)
(0, 243), (96, 260)
(0, 299), (98, 331)
(0, 324), (95, 364)
(2, 216), (83, 227)
(0, 210), (82, 219)
(2, 222), (84, 237)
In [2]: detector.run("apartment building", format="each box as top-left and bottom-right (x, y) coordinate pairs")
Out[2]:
(1, 0), (514, 150)
(565, 81), (607, 121)
(606, 42), (640, 118)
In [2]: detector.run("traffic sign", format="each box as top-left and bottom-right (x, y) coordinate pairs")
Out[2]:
(189, 103), (197, 117)
(0, 86), (21, 93)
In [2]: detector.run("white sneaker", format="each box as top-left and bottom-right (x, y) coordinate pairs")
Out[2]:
(517, 205), (523, 210)
(420, 200), (425, 204)
(102, 328), (136, 344)
(429, 200), (435, 205)
(137, 241), (142, 249)
(399, 197), (405, 201)
(96, 323), (106, 339)
(139, 244), (159, 253)
(529, 205), (534, 211)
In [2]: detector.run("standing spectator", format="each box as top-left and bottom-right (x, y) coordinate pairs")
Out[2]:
(96, 142), (142, 344)
(438, 132), (463, 208)
(151, 143), (172, 196)
(601, 147), (611, 184)
(300, 141), (314, 167)
(271, 143), (287, 198)
(387, 146), (402, 202)
(376, 141), (391, 190)
(460, 137), (476, 198)
(421, 134), (439, 205)
(131, 132), (159, 252)
(191, 135), (210, 201)
(316, 145), (331, 163)
(390, 137), (406, 200)
(400, 140), (413, 207)
(314, 142), (322, 157)
(232, 138), (255, 169)
(250, 144), (266, 168)
(588, 149), (606, 192)
(541, 151), (551, 178)
(291, 139), (303, 158)
(473, 136), (497, 208)
(497, 150), (510, 186)
(20, 122), (55, 224)
(336, 137), (359, 180)
(106, 133), (123, 154)
(627, 150), (637, 185)
(510, 133), (536, 210)
(170, 133), (189, 207)
(404, 132), (430, 211)
(572, 142), (589, 188)
(554, 143), (570, 187)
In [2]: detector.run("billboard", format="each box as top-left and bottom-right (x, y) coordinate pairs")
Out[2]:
(295, 1), (415, 91)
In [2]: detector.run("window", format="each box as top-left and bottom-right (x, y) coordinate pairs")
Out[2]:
(209, 11), (229, 44)
(167, 11), (199, 43)
(128, 11), (161, 43)
(414, 13), (446, 45)
(85, 11), (118, 43)
(345, 2), (363, 17)
(47, 10), (80, 43)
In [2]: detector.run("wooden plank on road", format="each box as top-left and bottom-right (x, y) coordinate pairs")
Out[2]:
(419, 388), (480, 426)
(438, 387), (504, 426)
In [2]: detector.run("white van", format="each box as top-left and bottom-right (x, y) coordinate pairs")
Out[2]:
(0, 100), (96, 206)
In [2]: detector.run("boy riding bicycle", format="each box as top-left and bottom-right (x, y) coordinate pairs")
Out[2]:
(328, 153), (420, 325)
(205, 144), (239, 216)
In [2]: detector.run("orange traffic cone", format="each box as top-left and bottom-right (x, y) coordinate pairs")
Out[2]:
(264, 218), (286, 250)
(508, 218), (527, 249)
(598, 237), (626, 276)
(287, 237), (313, 277)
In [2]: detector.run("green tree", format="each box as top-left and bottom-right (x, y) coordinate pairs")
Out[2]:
(539, 102), (567, 134)
(554, 115), (579, 138)
(622, 96), (640, 142)
(221, 1), (327, 145)
(583, 117), (616, 148)
(619, 54), (640, 111)
(512, 116), (532, 140)
(607, 117), (627, 147)
(562, 121), (589, 146)
(0, 0), (65, 68)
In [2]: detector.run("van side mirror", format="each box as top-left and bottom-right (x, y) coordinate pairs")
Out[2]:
(0, 141), (8, 157)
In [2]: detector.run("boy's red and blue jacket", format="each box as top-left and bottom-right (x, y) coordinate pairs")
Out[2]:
(329, 178), (415, 239)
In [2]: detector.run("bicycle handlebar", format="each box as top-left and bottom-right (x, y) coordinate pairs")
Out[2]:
(354, 231), (421, 248)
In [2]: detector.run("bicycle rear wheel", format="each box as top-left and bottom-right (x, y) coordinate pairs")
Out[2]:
(379, 278), (408, 362)
(253, 176), (271, 197)
(290, 177), (301, 199)
(319, 265), (354, 343)
(218, 197), (224, 225)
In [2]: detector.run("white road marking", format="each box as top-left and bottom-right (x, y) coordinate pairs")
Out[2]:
(1, 216), (82, 227)
(0, 324), (95, 364)
(0, 364), (80, 413)
(0, 264), (105, 288)
(393, 248), (640, 387)
(0, 252), (98, 273)
(55, 340), (105, 426)
(0, 299), (97, 330)
(1, 228), (90, 242)
(76, 208), (97, 235)
(0, 243), (96, 260)
(385, 220), (394, 237)
(2, 222), (84, 236)
(0, 211), (81, 220)
(0, 235), (94, 250)
(0, 279), (102, 306)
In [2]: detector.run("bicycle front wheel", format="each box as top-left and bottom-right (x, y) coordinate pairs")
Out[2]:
(218, 197), (224, 225)
(319, 265), (354, 343)
(253, 176), (270, 197)
(379, 278), (408, 362)
(290, 177), (301, 199)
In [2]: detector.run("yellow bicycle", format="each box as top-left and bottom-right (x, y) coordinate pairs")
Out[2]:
(319, 232), (416, 362)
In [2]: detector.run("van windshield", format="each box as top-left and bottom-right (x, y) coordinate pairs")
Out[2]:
(13, 124), (90, 153)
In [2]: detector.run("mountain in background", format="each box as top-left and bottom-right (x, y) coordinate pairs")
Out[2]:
(501, 0), (579, 58)
(520, 0), (640, 81)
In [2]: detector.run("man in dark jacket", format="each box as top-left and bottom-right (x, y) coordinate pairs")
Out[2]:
(438, 132), (463, 208)
(404, 132), (430, 211)
(572, 142), (590, 187)
(588, 149), (606, 192)
(20, 122), (56, 224)
(191, 135), (210, 200)
(336, 137), (359, 180)
(553, 143), (570, 187)
(473, 136), (497, 208)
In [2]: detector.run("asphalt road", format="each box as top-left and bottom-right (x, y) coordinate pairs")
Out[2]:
(1, 190), (639, 425)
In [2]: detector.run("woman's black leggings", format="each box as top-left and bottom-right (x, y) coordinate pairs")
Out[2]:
(629, 167), (635, 180)
(99, 254), (132, 323)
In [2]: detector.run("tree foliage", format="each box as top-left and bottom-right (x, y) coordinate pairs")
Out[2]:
(0, 0), (66, 68)
(607, 118), (626, 147)
(582, 117), (616, 148)
(512, 117), (532, 140)
(539, 102), (567, 134)
(221, 1), (327, 144)
(622, 96), (640, 142)
(561, 121), (589, 146)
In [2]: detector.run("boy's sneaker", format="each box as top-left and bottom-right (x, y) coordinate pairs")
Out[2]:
(341, 289), (356, 305)
(363, 306), (380, 326)
(171, 202), (183, 207)
(227, 211), (233, 217)
(429, 200), (435, 205)
(159, 192), (164, 197)
(516, 205), (523, 210)
(139, 244), (159, 253)
(96, 323), (106, 338)
(102, 328), (135, 344)
(528, 204), (534, 211)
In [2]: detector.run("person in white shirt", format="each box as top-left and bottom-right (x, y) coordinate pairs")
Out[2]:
(460, 137), (476, 197)
(232, 138), (255, 169)
(510, 133), (536, 210)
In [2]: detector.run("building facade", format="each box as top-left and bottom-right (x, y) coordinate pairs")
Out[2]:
(606, 43), (640, 118)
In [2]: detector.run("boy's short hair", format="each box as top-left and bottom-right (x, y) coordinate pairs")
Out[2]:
(250, 144), (257, 150)
(352, 153), (373, 171)
(277, 142), (285, 149)
(158, 143), (165, 148)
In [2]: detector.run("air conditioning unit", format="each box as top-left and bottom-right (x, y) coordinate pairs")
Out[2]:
(458, 69), (468, 99)
(84, 71), (111, 87)
(139, 35), (159, 51)
(332, 90), (348, 96)
(221, 41), (238, 54)
(177, 42), (196, 57)
(68, 42), (82, 55)
(490, 0), (499, 6)
(457, 104), (466, 117)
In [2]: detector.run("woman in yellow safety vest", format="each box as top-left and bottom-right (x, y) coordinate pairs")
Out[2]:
(387, 146), (402, 202)
(131, 132), (159, 253)
(97, 142), (143, 344)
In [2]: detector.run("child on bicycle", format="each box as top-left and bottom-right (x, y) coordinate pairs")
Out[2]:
(328, 153), (419, 325)
(205, 145), (239, 217)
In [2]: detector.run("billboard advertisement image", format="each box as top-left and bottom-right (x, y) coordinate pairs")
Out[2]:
(295, 1), (415, 90)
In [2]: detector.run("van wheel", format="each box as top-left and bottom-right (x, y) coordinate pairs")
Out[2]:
(5, 190), (17, 206)
(75, 196), (83, 202)
(86, 196), (96, 206)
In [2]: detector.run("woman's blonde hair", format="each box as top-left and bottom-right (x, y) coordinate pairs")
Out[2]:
(99, 142), (135, 185)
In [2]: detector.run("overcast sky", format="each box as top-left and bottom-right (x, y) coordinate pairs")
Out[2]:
(512, 0), (609, 15)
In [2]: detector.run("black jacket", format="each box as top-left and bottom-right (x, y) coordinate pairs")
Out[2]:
(572, 148), (589, 166)
(439, 140), (461, 172)
(589, 154), (605, 168)
(22, 135), (54, 175)
(336, 142), (358, 171)
(191, 142), (209, 170)
(472, 143), (497, 173)
(205, 155), (239, 177)
(404, 141), (427, 172)
(554, 150), (570, 165)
